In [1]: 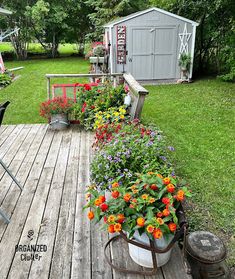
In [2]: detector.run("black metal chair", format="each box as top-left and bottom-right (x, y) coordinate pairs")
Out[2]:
(0, 101), (23, 223)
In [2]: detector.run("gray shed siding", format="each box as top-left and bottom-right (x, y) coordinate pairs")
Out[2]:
(105, 9), (196, 80)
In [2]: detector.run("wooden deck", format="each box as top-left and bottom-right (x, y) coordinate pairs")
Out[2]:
(0, 124), (191, 279)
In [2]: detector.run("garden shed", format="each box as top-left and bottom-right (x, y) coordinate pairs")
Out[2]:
(104, 7), (199, 81)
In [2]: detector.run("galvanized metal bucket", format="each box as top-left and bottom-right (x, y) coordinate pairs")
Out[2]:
(49, 113), (69, 130)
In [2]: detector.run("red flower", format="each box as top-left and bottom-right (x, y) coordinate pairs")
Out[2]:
(84, 84), (91, 91)
(100, 203), (108, 212)
(150, 184), (158, 190)
(81, 102), (87, 112)
(162, 197), (170, 205)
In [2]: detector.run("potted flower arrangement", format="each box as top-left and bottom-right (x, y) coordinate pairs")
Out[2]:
(85, 171), (191, 268)
(178, 53), (191, 81)
(39, 96), (74, 130)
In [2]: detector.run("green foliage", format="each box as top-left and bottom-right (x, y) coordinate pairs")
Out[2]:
(178, 53), (191, 71)
(85, 0), (148, 40)
(91, 122), (174, 190)
(218, 67), (235, 82)
(0, 73), (12, 87)
(70, 83), (126, 129)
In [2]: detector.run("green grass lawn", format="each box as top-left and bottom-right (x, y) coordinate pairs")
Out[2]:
(0, 57), (90, 123)
(142, 79), (235, 266)
(0, 42), (80, 55)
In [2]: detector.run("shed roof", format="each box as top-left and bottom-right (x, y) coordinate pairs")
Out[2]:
(104, 7), (199, 27)
(0, 7), (12, 15)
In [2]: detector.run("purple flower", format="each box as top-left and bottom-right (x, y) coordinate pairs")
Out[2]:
(146, 141), (153, 146)
(107, 155), (112, 161)
(168, 146), (175, 151)
(160, 156), (167, 161)
(171, 171), (175, 176)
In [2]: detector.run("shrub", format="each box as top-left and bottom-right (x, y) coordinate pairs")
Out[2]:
(91, 122), (175, 191)
(0, 73), (12, 87)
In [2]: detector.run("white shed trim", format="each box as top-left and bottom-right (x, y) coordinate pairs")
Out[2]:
(0, 7), (12, 15)
(109, 26), (114, 74)
(104, 7), (199, 28)
(189, 24), (197, 79)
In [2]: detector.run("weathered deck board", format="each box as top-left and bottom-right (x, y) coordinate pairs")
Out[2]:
(0, 125), (191, 279)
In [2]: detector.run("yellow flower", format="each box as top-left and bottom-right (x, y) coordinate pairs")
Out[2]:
(120, 115), (125, 119)
(106, 114), (111, 118)
(108, 215), (116, 223)
(142, 194), (148, 200)
(114, 112), (119, 117)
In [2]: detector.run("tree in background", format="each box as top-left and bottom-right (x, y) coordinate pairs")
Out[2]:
(0, 0), (36, 59)
(26, 0), (69, 58)
(85, 0), (148, 40)
(63, 0), (93, 56)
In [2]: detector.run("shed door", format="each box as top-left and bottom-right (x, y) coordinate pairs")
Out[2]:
(129, 26), (177, 80)
(153, 27), (177, 79)
(129, 28), (154, 80)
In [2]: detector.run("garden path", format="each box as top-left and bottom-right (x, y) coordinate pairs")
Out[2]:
(0, 124), (191, 279)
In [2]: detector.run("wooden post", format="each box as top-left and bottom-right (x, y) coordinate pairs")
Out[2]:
(123, 73), (149, 119)
(113, 76), (117, 88)
(47, 77), (51, 100)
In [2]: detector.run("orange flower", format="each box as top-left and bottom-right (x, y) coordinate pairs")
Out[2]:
(111, 191), (119, 199)
(167, 184), (175, 193)
(87, 211), (94, 220)
(137, 217), (145, 227)
(176, 190), (185, 201)
(131, 185), (137, 191)
(153, 228), (163, 239)
(108, 215), (116, 223)
(156, 212), (163, 218)
(117, 213), (125, 224)
(146, 225), (155, 233)
(129, 204), (135, 208)
(156, 218), (164, 225)
(156, 173), (163, 179)
(123, 193), (131, 202)
(147, 171), (154, 175)
(132, 198), (137, 203)
(163, 177), (171, 185)
(99, 195), (106, 203)
(114, 223), (122, 232)
(133, 189), (139, 194)
(94, 198), (102, 206)
(141, 194), (149, 200)
(163, 208), (170, 217)
(149, 197), (155, 203)
(112, 182), (119, 188)
(168, 222), (177, 232)
(108, 224), (115, 233)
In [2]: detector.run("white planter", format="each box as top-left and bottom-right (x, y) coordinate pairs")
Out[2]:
(89, 56), (105, 64)
(128, 231), (173, 268)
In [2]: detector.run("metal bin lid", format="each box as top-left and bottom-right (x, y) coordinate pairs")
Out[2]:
(186, 231), (226, 263)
